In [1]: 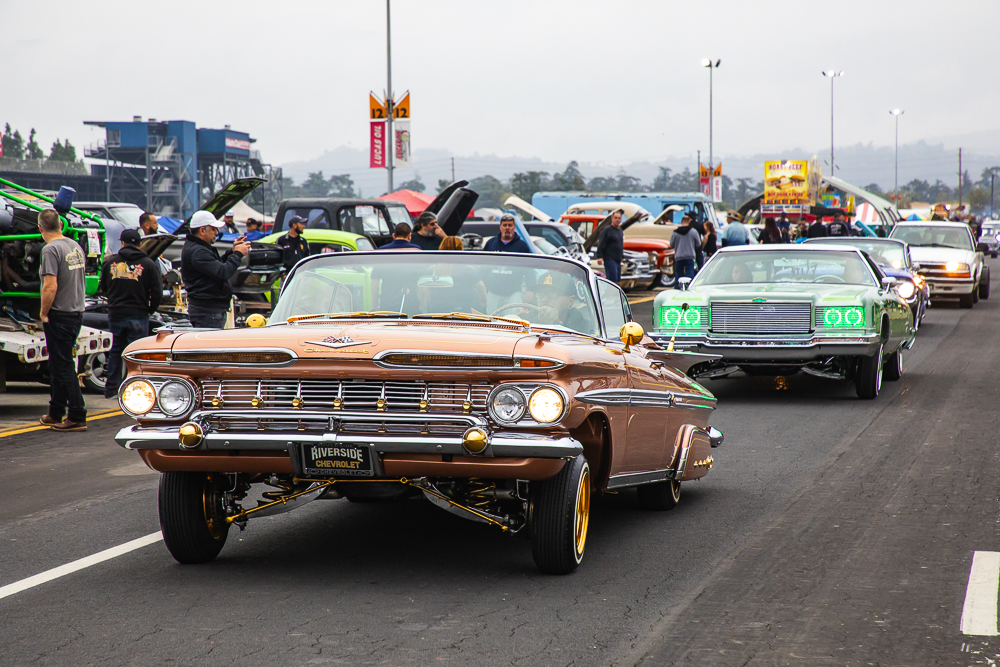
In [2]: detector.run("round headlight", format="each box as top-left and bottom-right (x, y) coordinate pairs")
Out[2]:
(896, 280), (916, 299)
(491, 387), (526, 423)
(945, 260), (960, 272)
(121, 379), (156, 415)
(528, 387), (564, 423)
(158, 380), (194, 417)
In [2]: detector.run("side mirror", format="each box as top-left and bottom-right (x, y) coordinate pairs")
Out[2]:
(977, 242), (989, 253)
(880, 276), (896, 290)
(619, 321), (644, 353)
(246, 314), (268, 328)
(677, 277), (692, 291)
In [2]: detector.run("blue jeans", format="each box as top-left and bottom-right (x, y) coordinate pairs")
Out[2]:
(105, 317), (149, 399)
(43, 310), (87, 423)
(188, 303), (229, 329)
(603, 258), (621, 283)
(675, 259), (696, 283)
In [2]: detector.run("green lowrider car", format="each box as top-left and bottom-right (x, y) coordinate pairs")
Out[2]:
(651, 245), (915, 399)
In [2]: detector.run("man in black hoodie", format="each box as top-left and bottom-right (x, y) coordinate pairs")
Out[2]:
(181, 210), (250, 328)
(100, 229), (163, 398)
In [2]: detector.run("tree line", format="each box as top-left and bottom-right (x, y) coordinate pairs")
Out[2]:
(864, 168), (1000, 212)
(1, 124), (79, 162)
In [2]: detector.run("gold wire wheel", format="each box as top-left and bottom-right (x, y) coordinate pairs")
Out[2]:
(575, 468), (591, 556)
(202, 474), (227, 541)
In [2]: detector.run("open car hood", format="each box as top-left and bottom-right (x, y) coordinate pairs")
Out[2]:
(138, 233), (178, 261)
(173, 177), (265, 235)
(503, 195), (553, 222)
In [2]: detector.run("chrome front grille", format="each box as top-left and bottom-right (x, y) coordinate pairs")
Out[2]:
(916, 262), (970, 279)
(709, 302), (812, 335)
(200, 379), (492, 413)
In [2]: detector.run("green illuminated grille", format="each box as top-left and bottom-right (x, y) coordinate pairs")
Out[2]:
(819, 306), (865, 328)
(658, 306), (707, 329)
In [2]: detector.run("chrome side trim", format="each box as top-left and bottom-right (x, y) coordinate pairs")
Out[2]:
(606, 468), (674, 490)
(124, 347), (299, 368)
(373, 349), (515, 370)
(576, 388), (675, 408)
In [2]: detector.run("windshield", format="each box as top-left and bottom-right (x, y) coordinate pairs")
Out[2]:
(695, 250), (877, 286)
(807, 240), (908, 268)
(271, 252), (600, 336)
(890, 225), (972, 250)
(980, 224), (1000, 236)
(110, 207), (143, 227)
(386, 205), (411, 227)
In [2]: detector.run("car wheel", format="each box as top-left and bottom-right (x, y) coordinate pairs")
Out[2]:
(636, 479), (681, 511)
(960, 292), (975, 308)
(980, 267), (990, 299)
(531, 454), (590, 575)
(883, 347), (903, 381)
(992, 252), (997, 259)
(855, 341), (884, 399)
(159, 472), (230, 564)
(79, 352), (108, 394)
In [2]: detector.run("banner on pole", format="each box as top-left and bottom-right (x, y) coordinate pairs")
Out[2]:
(370, 121), (386, 168)
(712, 164), (722, 178)
(393, 91), (410, 119)
(369, 93), (386, 120)
(711, 177), (723, 203)
(699, 164), (709, 196)
(394, 121), (411, 167)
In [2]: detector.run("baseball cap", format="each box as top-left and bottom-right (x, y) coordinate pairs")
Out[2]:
(288, 215), (307, 226)
(500, 213), (515, 221)
(120, 229), (142, 245)
(535, 271), (575, 296)
(190, 210), (225, 229)
(224, 210), (235, 217)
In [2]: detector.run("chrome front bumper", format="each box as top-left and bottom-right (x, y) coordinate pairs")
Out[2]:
(115, 409), (583, 459)
(923, 277), (976, 296)
(650, 333), (882, 362)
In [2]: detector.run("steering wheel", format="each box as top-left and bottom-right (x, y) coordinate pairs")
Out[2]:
(491, 303), (543, 317)
(812, 275), (846, 283)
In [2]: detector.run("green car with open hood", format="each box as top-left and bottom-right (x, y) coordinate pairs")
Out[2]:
(651, 245), (915, 399)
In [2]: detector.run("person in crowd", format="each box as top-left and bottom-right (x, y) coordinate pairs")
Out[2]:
(828, 211), (851, 236)
(720, 212), (750, 247)
(37, 209), (88, 431)
(532, 270), (589, 332)
(758, 218), (786, 244)
(222, 210), (239, 234)
(276, 215), (310, 271)
(483, 214), (531, 253)
(411, 211), (447, 250)
(594, 210), (625, 283)
(808, 216), (830, 238)
(703, 221), (718, 257)
(670, 214), (702, 282)
(243, 218), (266, 241)
(380, 222), (421, 249)
(99, 229), (162, 399)
(181, 210), (249, 328)
(139, 212), (158, 236)
(419, 236), (486, 313)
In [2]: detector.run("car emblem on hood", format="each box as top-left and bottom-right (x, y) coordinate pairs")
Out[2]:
(305, 335), (374, 349)
(752, 297), (767, 303)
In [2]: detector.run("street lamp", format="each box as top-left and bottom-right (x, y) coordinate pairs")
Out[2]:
(889, 109), (904, 208)
(822, 70), (844, 176)
(702, 58), (721, 179)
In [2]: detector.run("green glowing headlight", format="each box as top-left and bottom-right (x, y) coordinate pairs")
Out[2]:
(659, 306), (703, 328)
(822, 306), (865, 327)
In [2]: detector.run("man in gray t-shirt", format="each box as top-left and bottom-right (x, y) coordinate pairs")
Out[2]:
(38, 209), (88, 431)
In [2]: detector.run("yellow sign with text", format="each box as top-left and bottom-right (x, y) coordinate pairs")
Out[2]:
(369, 93), (386, 120)
(393, 91), (410, 119)
(764, 160), (810, 204)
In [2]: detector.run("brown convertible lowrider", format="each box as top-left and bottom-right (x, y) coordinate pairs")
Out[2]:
(115, 251), (723, 574)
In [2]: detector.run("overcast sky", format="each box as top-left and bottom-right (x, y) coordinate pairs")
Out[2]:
(4, 0), (999, 169)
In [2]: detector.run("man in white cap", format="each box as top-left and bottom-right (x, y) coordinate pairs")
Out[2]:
(222, 210), (239, 234)
(181, 210), (250, 328)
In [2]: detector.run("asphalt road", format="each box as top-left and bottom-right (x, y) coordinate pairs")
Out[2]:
(1, 274), (998, 666)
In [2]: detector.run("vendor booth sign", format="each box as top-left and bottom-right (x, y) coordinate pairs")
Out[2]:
(764, 160), (809, 204)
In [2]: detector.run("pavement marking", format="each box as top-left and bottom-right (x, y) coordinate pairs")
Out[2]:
(0, 531), (163, 601)
(627, 294), (660, 305)
(961, 551), (1000, 636)
(0, 409), (125, 439)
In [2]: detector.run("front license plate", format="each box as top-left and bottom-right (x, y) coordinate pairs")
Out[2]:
(302, 443), (374, 477)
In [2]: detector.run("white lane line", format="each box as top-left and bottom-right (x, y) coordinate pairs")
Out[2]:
(0, 531), (162, 601)
(961, 550), (1000, 636)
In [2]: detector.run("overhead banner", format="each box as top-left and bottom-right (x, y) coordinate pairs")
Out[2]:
(394, 121), (411, 167)
(370, 121), (386, 168)
(764, 160), (810, 204)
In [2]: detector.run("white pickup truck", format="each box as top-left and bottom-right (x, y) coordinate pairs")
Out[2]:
(889, 221), (989, 308)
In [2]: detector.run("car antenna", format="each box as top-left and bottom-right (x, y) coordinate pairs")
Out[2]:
(667, 303), (690, 352)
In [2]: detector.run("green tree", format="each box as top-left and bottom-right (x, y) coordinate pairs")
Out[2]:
(437, 178), (451, 194)
(863, 183), (885, 196)
(26, 129), (44, 160)
(397, 177), (425, 193)
(587, 176), (617, 191)
(48, 138), (78, 162)
(651, 167), (673, 191)
(300, 171), (330, 197)
(2, 124), (25, 159)
(328, 174), (356, 197)
(551, 161), (586, 191)
(615, 171), (644, 192)
(467, 175), (506, 209)
(510, 171), (550, 202)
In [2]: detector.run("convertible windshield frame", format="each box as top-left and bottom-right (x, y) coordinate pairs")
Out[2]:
(693, 248), (878, 287)
(275, 251), (605, 337)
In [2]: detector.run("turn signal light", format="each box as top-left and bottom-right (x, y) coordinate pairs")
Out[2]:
(133, 352), (168, 362)
(517, 359), (556, 368)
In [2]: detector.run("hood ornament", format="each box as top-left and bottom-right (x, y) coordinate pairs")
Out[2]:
(305, 335), (373, 350)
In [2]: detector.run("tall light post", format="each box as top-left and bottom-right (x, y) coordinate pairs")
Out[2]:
(702, 59), (721, 177)
(889, 109), (904, 208)
(386, 0), (394, 193)
(822, 70), (844, 175)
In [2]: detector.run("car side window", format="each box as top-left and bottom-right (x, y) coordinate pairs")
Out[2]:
(279, 208), (328, 232)
(339, 206), (390, 236)
(310, 242), (352, 254)
(597, 279), (627, 337)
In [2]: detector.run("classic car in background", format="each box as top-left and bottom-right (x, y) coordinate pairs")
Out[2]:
(803, 237), (929, 330)
(651, 245), (915, 399)
(115, 251), (723, 574)
(889, 222), (989, 308)
(978, 220), (1000, 258)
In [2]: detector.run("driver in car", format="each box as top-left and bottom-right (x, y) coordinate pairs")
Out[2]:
(532, 271), (587, 331)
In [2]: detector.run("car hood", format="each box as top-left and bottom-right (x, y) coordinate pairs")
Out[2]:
(906, 246), (975, 263)
(168, 321), (534, 362)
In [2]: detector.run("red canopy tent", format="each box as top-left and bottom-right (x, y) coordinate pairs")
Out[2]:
(378, 189), (435, 216)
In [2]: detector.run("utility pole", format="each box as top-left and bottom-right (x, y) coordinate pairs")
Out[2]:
(822, 71), (844, 175)
(386, 0), (394, 193)
(451, 157), (455, 182)
(702, 59), (720, 177)
(890, 109), (904, 208)
(958, 148), (963, 207)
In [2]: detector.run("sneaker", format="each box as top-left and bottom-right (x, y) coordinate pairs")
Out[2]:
(39, 415), (61, 426)
(51, 419), (87, 432)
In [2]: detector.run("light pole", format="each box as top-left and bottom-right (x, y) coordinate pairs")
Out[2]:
(386, 0), (394, 193)
(890, 109), (904, 208)
(822, 70), (844, 175)
(702, 59), (721, 178)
